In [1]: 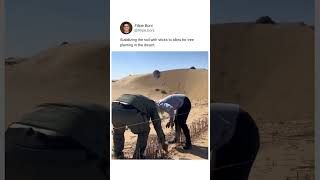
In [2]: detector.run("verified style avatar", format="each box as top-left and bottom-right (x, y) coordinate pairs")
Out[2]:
(120, 22), (133, 34)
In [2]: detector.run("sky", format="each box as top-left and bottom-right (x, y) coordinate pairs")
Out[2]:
(112, 51), (208, 80)
(212, 0), (314, 25)
(5, 0), (314, 57)
(6, 0), (109, 57)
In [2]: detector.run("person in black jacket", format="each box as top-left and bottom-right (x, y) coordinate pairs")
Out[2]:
(5, 103), (109, 180)
(112, 94), (168, 159)
(211, 103), (260, 180)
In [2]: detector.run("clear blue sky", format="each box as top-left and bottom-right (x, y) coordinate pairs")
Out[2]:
(112, 52), (208, 80)
(6, 0), (313, 57)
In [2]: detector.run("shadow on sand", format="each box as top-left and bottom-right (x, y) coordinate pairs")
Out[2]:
(176, 145), (208, 159)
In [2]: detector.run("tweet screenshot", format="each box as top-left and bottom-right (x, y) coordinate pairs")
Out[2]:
(110, 0), (210, 179)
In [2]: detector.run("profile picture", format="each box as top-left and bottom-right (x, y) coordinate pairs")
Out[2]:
(120, 22), (133, 34)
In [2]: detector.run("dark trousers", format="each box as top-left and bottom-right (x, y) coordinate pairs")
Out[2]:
(175, 97), (192, 145)
(113, 126), (150, 159)
(112, 103), (150, 159)
(212, 109), (260, 180)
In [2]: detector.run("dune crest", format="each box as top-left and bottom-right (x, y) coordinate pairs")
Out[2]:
(6, 41), (110, 126)
(113, 69), (208, 101)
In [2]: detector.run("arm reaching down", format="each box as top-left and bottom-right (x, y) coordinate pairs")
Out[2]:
(158, 102), (175, 124)
(150, 107), (166, 145)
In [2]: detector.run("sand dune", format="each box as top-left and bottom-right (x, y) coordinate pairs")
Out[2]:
(212, 23), (314, 126)
(112, 69), (208, 159)
(212, 23), (314, 179)
(5, 41), (109, 127)
(112, 69), (208, 101)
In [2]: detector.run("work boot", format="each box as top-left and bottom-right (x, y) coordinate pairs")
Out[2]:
(183, 142), (192, 150)
(132, 152), (146, 159)
(113, 152), (124, 159)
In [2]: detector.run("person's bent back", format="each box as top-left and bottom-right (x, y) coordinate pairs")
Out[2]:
(211, 103), (260, 180)
(112, 94), (167, 159)
(6, 103), (109, 180)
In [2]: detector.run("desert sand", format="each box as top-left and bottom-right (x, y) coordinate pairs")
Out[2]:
(112, 69), (209, 160)
(5, 41), (110, 127)
(212, 23), (314, 180)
